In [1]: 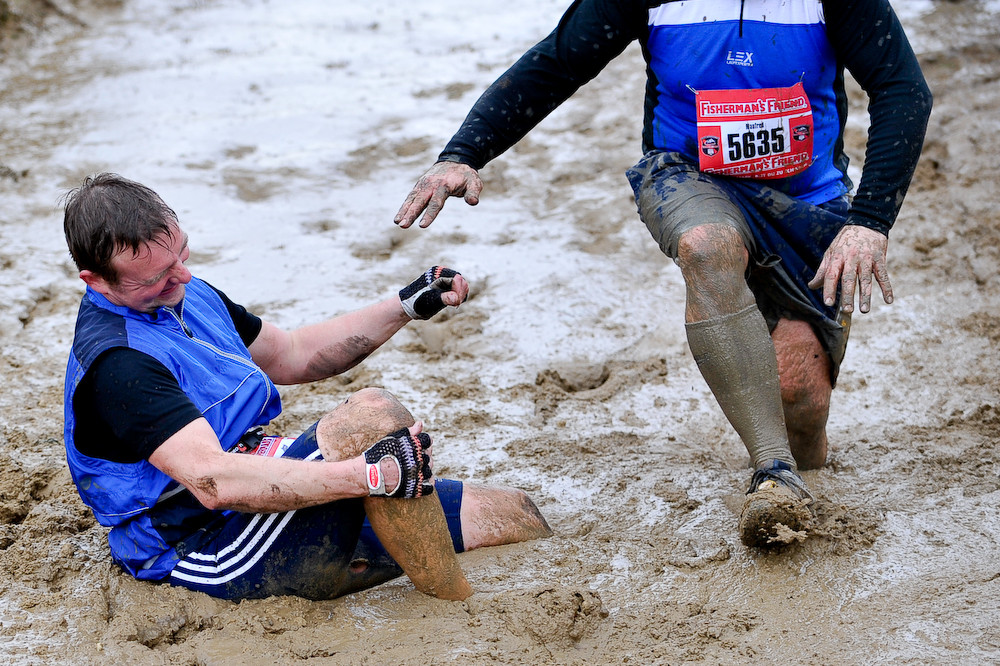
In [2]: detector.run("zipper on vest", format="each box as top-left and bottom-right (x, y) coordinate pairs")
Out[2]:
(177, 300), (193, 337)
(739, 0), (745, 38)
(163, 304), (193, 337)
(161, 304), (274, 420)
(196, 337), (275, 420)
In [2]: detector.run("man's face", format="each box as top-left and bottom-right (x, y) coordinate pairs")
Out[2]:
(85, 223), (192, 313)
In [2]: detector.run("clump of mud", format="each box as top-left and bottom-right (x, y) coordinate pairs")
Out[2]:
(737, 488), (812, 549)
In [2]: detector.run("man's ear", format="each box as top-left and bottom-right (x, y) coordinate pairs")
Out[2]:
(79, 270), (111, 295)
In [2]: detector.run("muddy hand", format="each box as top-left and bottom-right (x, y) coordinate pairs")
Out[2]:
(808, 224), (893, 314)
(394, 161), (483, 229)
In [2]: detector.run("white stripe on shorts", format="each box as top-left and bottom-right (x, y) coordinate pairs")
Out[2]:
(169, 447), (322, 586)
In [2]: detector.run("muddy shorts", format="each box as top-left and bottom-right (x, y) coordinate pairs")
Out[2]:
(626, 151), (853, 382)
(166, 422), (465, 601)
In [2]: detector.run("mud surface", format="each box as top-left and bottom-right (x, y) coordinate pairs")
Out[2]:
(1, 1), (999, 663)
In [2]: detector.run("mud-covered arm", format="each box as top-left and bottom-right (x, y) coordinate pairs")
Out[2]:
(438, 0), (647, 170)
(249, 271), (468, 385)
(824, 0), (932, 235)
(149, 418), (372, 512)
(249, 297), (412, 386)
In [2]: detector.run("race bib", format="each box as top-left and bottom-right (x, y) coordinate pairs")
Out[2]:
(695, 82), (813, 180)
(234, 433), (296, 458)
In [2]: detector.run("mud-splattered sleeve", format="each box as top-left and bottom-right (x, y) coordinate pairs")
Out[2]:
(825, 0), (933, 235)
(438, 0), (648, 170)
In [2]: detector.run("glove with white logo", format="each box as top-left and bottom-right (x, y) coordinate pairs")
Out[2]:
(399, 266), (463, 320)
(362, 428), (434, 498)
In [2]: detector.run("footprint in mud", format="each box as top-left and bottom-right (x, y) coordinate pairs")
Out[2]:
(341, 136), (435, 180)
(14, 283), (82, 328)
(536, 358), (667, 395)
(569, 207), (628, 256)
(223, 145), (257, 160)
(349, 227), (410, 260)
(530, 358), (667, 422)
(468, 585), (609, 647)
(187, 248), (220, 266)
(413, 81), (477, 101)
(301, 217), (340, 235)
(221, 168), (282, 202)
(665, 539), (732, 569)
(0, 455), (48, 525)
(955, 312), (1000, 345)
(0, 164), (28, 182)
(351, 228), (471, 261)
(536, 362), (610, 393)
(407, 307), (485, 357)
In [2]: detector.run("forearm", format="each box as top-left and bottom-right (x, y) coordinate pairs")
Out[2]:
(149, 418), (373, 511)
(848, 77), (931, 233)
(827, 0), (932, 233)
(191, 453), (368, 513)
(262, 297), (410, 384)
(440, 44), (586, 169)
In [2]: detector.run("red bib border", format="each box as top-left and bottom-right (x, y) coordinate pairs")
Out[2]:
(248, 435), (296, 458)
(695, 82), (814, 180)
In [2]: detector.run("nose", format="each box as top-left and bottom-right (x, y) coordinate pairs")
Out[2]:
(170, 262), (193, 284)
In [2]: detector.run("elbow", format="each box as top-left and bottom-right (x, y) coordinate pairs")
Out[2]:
(918, 80), (933, 113)
(189, 475), (227, 511)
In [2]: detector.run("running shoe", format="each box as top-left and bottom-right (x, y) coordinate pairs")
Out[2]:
(738, 459), (813, 549)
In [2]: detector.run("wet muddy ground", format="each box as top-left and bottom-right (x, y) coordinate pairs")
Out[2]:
(1, 0), (999, 663)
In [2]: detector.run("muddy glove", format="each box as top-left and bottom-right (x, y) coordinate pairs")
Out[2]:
(363, 428), (434, 498)
(399, 266), (463, 320)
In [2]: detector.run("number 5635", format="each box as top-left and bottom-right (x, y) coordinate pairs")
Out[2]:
(726, 126), (785, 161)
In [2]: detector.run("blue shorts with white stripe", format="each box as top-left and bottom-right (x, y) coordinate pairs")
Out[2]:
(167, 422), (465, 600)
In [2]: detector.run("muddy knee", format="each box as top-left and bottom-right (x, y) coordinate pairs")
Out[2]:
(676, 225), (749, 278)
(316, 387), (415, 459)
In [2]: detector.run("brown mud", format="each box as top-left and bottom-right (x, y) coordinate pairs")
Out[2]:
(1, 1), (999, 664)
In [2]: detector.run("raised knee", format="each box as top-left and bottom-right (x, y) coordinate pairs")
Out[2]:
(348, 387), (401, 413)
(317, 388), (415, 459)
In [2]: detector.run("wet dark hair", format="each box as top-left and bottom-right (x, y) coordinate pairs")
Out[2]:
(62, 173), (179, 283)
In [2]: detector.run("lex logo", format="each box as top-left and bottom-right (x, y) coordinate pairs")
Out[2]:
(726, 50), (754, 67)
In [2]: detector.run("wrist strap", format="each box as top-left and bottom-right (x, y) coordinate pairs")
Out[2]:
(366, 461), (386, 496)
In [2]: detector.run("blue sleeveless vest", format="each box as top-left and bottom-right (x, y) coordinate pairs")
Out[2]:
(63, 277), (282, 579)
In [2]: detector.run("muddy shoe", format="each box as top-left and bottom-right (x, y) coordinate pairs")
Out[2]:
(738, 459), (813, 549)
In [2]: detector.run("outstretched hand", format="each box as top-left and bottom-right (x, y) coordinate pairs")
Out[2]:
(808, 224), (893, 314)
(394, 161), (483, 229)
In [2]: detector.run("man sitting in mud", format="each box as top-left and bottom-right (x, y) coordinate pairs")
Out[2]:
(60, 173), (551, 601)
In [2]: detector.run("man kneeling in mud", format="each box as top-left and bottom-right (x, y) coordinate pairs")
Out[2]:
(60, 173), (551, 601)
